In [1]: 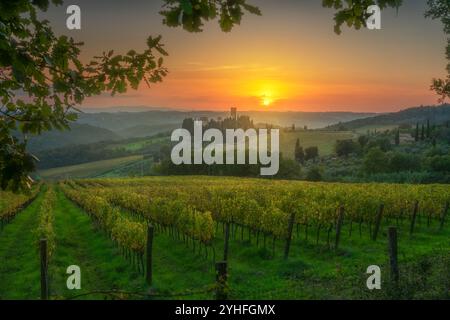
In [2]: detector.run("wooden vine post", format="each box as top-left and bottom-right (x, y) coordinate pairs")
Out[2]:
(215, 261), (228, 300)
(410, 201), (419, 236)
(372, 203), (384, 241)
(284, 212), (296, 260)
(335, 206), (345, 252)
(146, 224), (154, 286)
(388, 227), (399, 284)
(223, 222), (230, 261)
(40, 238), (48, 300)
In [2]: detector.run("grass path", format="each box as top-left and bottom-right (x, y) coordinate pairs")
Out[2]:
(1, 185), (448, 300)
(0, 192), (44, 299)
(0, 186), (215, 300)
(49, 188), (146, 299)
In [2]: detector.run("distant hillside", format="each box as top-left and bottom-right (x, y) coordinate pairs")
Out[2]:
(27, 109), (375, 153)
(27, 123), (120, 152)
(76, 111), (186, 133)
(326, 105), (450, 131)
(76, 110), (375, 136)
(116, 123), (180, 138)
(80, 106), (171, 113)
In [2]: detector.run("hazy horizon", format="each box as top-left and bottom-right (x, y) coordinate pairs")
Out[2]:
(79, 105), (381, 114)
(79, 103), (446, 115)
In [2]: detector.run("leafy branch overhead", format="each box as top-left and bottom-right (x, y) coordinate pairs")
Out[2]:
(0, 0), (261, 191)
(1, 0), (169, 190)
(161, 0), (262, 32)
(322, 0), (403, 34)
(322, 0), (450, 101)
(425, 0), (450, 102)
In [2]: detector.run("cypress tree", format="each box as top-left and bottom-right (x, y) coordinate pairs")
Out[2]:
(395, 129), (400, 146)
(295, 139), (305, 164)
(415, 123), (419, 142)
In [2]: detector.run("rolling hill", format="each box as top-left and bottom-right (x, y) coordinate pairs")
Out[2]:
(76, 109), (375, 136)
(326, 104), (450, 131)
(25, 109), (374, 154)
(27, 123), (120, 152)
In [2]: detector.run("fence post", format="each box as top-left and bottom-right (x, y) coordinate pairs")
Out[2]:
(410, 201), (419, 236)
(40, 239), (48, 300)
(388, 227), (399, 284)
(284, 212), (296, 259)
(372, 204), (384, 241)
(223, 222), (230, 261)
(215, 261), (228, 300)
(440, 202), (449, 231)
(335, 206), (345, 251)
(146, 224), (154, 286)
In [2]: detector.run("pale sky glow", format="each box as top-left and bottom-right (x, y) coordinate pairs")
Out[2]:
(44, 0), (447, 112)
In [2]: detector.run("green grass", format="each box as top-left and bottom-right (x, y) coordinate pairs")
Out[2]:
(281, 131), (356, 159)
(97, 191), (450, 299)
(187, 220), (450, 299)
(48, 188), (147, 299)
(0, 191), (44, 299)
(0, 188), (147, 300)
(1, 182), (448, 300)
(38, 155), (143, 180)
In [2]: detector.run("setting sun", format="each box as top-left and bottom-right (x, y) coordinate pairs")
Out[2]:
(262, 95), (273, 107)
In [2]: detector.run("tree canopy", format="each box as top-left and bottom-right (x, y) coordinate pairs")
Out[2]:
(160, 0), (261, 32)
(0, 0), (261, 191)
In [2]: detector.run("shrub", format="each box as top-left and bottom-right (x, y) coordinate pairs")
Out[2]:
(336, 139), (360, 157)
(306, 166), (322, 181)
(363, 147), (388, 174)
(388, 152), (421, 172)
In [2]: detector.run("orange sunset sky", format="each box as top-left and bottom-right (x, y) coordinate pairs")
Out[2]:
(44, 0), (447, 112)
